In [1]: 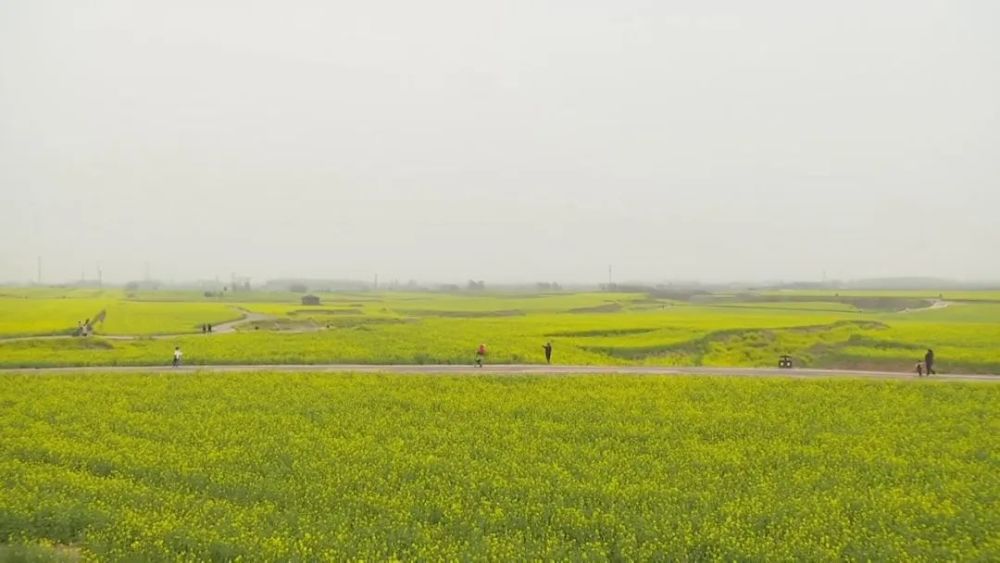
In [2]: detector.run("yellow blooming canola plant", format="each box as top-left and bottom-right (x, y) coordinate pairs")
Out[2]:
(0, 372), (997, 560)
(0, 288), (998, 373)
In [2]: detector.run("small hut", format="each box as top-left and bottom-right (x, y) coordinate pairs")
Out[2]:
(301, 294), (321, 306)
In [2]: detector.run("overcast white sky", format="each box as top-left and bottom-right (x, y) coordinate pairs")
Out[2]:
(1, 0), (997, 285)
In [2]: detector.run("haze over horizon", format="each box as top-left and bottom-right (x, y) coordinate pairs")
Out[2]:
(2, 1), (998, 285)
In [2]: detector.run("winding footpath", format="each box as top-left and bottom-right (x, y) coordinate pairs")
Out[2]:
(0, 307), (272, 343)
(0, 299), (956, 345)
(209, 308), (274, 333)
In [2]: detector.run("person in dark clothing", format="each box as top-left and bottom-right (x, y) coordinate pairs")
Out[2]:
(543, 341), (553, 364)
(924, 349), (936, 375)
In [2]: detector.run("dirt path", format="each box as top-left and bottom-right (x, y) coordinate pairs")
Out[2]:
(0, 364), (994, 382)
(209, 308), (274, 334)
(0, 299), (952, 345)
(899, 299), (952, 314)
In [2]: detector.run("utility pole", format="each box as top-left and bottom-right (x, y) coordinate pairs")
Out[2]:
(97, 262), (103, 288)
(608, 265), (613, 289)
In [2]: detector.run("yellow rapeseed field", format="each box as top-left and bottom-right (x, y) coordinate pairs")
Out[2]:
(0, 372), (996, 560)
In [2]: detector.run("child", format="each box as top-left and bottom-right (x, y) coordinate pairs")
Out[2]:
(915, 361), (924, 377)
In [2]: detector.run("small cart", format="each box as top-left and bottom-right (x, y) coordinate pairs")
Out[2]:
(778, 355), (793, 369)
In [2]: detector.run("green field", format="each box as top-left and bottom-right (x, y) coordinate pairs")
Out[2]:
(0, 288), (997, 373)
(0, 372), (996, 560)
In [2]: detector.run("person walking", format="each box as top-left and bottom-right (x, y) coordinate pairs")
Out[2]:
(172, 346), (183, 367)
(475, 343), (487, 368)
(542, 341), (553, 364)
(924, 349), (936, 375)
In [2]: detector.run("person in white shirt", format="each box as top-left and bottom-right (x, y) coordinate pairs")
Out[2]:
(172, 346), (183, 367)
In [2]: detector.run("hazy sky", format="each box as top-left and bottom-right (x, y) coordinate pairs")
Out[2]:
(1, 0), (997, 284)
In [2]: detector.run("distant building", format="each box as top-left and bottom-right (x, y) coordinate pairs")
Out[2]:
(301, 295), (321, 306)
